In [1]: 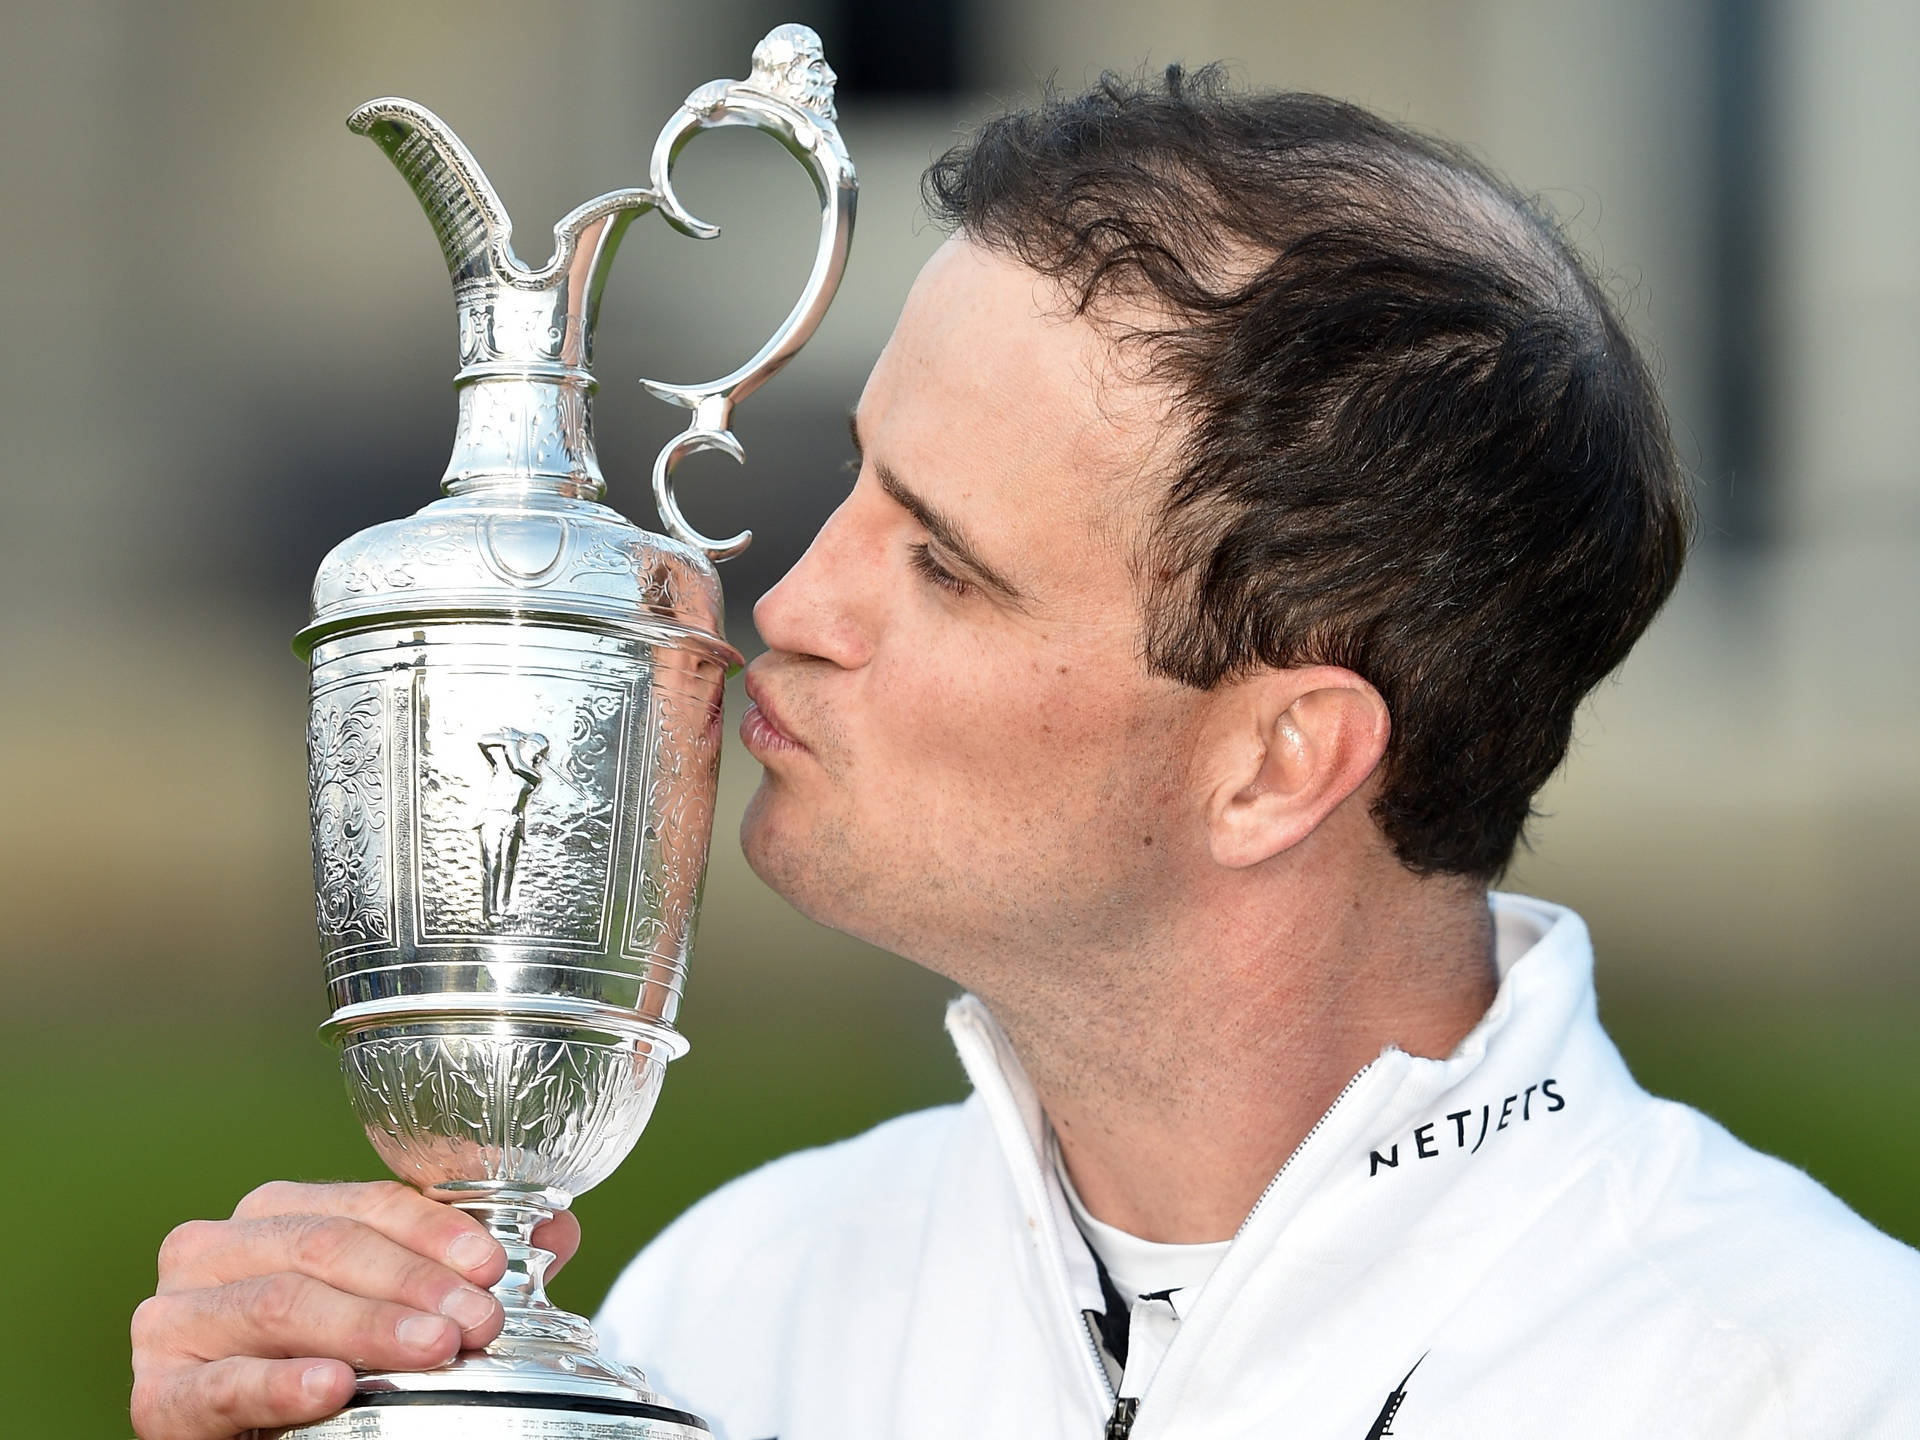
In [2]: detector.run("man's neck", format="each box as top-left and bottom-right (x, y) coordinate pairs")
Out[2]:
(986, 869), (1497, 1244)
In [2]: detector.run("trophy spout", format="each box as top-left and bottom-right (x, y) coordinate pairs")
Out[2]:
(348, 97), (658, 296)
(348, 98), (661, 500)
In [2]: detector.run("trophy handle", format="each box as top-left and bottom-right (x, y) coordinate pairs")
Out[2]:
(640, 24), (859, 561)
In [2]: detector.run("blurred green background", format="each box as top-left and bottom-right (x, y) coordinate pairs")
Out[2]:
(2, 2), (1915, 1436)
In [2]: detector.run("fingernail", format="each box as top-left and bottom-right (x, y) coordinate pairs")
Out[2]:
(447, 1232), (497, 1272)
(396, 1313), (453, 1352)
(439, 1284), (496, 1331)
(301, 1363), (338, 1403)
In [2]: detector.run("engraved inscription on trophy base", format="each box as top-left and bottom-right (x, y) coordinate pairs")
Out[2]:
(274, 1394), (710, 1440)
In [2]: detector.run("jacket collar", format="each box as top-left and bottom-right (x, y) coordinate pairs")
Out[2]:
(942, 893), (1643, 1418)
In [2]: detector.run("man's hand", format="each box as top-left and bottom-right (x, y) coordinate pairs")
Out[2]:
(130, 1180), (581, 1440)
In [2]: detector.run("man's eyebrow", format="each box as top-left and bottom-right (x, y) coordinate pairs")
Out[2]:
(847, 410), (1030, 605)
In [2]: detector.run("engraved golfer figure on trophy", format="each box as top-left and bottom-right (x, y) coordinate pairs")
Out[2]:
(475, 729), (549, 921)
(280, 24), (855, 1438)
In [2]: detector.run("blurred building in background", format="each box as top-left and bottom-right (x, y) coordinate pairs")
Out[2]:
(1, 1), (1913, 1428)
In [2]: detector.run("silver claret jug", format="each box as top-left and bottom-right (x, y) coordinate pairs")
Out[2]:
(283, 26), (854, 1439)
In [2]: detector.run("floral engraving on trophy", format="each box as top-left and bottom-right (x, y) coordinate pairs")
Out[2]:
(567, 537), (681, 610)
(457, 296), (497, 364)
(341, 1033), (664, 1197)
(448, 385), (591, 487)
(330, 519), (472, 595)
(508, 304), (569, 360)
(626, 680), (721, 970)
(415, 668), (628, 943)
(308, 682), (395, 954)
(464, 390), (520, 475)
(544, 381), (589, 465)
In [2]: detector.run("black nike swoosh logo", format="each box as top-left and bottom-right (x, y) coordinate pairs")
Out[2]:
(1363, 1352), (1427, 1439)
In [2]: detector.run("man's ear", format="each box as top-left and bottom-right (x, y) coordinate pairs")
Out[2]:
(1199, 666), (1391, 869)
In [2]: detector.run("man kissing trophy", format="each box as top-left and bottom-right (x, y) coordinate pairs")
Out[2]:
(287, 26), (853, 1438)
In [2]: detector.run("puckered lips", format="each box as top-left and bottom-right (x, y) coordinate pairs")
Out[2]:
(741, 667), (808, 758)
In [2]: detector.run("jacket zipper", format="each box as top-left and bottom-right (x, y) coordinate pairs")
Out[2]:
(1233, 1060), (1376, 1240)
(1082, 1309), (1120, 1409)
(1079, 1298), (1131, 1436)
(1105, 1061), (1381, 1439)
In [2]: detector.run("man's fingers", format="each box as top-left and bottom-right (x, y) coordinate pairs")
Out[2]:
(226, 1181), (505, 1284)
(156, 1214), (502, 1345)
(131, 1355), (353, 1440)
(138, 1272), (465, 1371)
(131, 1182), (531, 1440)
(532, 1210), (582, 1279)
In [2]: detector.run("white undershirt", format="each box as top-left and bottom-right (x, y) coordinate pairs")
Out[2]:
(1052, 1138), (1232, 1397)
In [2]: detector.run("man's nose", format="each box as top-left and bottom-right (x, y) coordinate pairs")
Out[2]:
(751, 492), (877, 669)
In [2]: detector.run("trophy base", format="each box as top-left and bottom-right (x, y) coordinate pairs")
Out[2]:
(272, 1391), (711, 1439)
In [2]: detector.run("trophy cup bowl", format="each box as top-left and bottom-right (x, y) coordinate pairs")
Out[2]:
(277, 26), (855, 1438)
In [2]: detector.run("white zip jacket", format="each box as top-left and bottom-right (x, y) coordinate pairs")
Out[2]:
(597, 895), (1920, 1438)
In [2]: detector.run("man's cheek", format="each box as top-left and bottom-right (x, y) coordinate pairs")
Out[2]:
(949, 690), (1097, 768)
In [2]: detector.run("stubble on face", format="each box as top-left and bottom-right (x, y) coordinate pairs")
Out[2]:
(740, 239), (1208, 997)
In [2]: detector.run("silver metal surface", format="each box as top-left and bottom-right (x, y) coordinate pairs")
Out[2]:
(283, 25), (854, 1438)
(641, 23), (856, 560)
(269, 1397), (711, 1440)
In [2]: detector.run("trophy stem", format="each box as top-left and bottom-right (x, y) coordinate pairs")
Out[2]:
(454, 1195), (597, 1352)
(348, 1187), (658, 1406)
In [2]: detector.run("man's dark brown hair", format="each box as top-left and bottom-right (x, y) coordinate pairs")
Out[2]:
(924, 66), (1693, 879)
